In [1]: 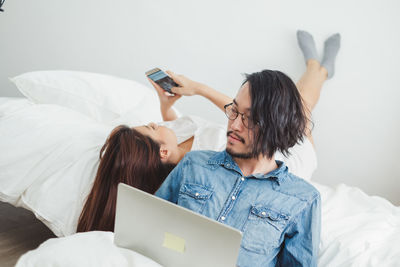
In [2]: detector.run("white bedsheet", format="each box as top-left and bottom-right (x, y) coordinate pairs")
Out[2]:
(1, 97), (400, 266)
(312, 182), (400, 266)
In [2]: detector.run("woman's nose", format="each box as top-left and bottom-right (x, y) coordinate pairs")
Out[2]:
(149, 122), (158, 130)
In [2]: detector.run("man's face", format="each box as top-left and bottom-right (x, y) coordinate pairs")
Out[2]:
(226, 82), (256, 159)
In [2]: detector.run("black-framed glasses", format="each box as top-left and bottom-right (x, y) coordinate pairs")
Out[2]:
(0, 0), (5, 12)
(224, 103), (256, 129)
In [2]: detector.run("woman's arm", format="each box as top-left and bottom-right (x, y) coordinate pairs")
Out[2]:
(147, 71), (232, 121)
(147, 78), (181, 121)
(167, 71), (232, 112)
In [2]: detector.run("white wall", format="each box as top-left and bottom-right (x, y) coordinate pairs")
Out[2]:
(1, 0), (399, 204)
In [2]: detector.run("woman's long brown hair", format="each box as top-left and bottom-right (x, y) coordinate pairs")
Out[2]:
(77, 125), (176, 232)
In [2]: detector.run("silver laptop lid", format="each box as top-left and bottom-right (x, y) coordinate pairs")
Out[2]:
(114, 183), (242, 267)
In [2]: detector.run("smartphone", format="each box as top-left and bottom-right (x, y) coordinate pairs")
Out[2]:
(145, 68), (179, 94)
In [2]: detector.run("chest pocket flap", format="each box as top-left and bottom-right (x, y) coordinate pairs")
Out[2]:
(249, 206), (290, 231)
(250, 206), (289, 221)
(179, 183), (213, 200)
(178, 183), (213, 214)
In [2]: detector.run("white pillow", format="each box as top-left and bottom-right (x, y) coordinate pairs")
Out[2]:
(0, 100), (113, 236)
(10, 70), (162, 123)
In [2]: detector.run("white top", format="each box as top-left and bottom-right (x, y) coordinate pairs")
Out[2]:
(160, 115), (317, 181)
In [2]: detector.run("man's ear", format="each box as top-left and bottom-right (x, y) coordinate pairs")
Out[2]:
(159, 145), (171, 163)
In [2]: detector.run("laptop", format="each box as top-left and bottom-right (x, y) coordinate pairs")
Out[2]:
(114, 183), (243, 267)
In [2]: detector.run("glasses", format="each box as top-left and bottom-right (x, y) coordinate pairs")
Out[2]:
(224, 103), (256, 129)
(0, 0), (5, 12)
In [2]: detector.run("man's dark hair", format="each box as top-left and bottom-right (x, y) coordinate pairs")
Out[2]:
(244, 69), (309, 159)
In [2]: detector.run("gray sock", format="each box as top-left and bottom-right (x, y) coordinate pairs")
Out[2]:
(297, 30), (318, 63)
(321, 33), (341, 79)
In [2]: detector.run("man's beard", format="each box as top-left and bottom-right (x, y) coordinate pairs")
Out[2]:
(226, 131), (255, 159)
(226, 148), (254, 159)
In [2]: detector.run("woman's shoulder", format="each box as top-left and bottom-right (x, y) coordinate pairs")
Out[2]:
(188, 116), (227, 151)
(161, 115), (228, 151)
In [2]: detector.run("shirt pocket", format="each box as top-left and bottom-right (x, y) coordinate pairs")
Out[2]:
(241, 206), (290, 255)
(177, 183), (213, 214)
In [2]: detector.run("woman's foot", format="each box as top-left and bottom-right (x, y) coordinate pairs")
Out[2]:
(321, 33), (341, 79)
(297, 30), (318, 63)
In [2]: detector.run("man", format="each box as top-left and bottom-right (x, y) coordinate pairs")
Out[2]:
(155, 70), (321, 267)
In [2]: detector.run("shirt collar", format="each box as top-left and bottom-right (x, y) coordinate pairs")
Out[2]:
(207, 150), (288, 185)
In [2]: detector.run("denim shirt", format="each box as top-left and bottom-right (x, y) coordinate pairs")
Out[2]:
(155, 150), (321, 267)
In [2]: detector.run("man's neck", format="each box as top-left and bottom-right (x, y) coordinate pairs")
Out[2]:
(234, 154), (278, 177)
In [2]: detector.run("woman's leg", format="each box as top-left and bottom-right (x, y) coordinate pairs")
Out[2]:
(296, 59), (328, 146)
(296, 59), (327, 112)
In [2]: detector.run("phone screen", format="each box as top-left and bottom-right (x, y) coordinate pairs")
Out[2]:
(146, 69), (178, 93)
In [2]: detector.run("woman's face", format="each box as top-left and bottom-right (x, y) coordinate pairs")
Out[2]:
(134, 123), (178, 149)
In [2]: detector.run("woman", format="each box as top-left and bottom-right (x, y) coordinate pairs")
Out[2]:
(77, 30), (341, 232)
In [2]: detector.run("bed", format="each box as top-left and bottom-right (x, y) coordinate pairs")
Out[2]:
(1, 71), (400, 266)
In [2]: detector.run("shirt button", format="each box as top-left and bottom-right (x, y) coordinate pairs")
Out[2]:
(261, 211), (267, 216)
(241, 177), (245, 181)
(221, 216), (226, 221)
(231, 196), (236, 200)
(195, 192), (199, 197)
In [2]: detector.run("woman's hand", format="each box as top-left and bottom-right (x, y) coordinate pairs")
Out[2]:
(147, 77), (182, 110)
(166, 71), (203, 96)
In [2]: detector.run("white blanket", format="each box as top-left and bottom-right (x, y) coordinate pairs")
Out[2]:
(16, 231), (162, 267)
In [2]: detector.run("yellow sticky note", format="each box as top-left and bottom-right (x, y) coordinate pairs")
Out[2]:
(162, 232), (185, 253)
